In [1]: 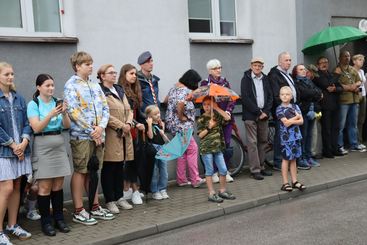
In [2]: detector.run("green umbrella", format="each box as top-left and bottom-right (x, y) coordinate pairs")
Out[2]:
(302, 26), (367, 55)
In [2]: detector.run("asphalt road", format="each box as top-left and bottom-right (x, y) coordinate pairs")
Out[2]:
(124, 180), (367, 245)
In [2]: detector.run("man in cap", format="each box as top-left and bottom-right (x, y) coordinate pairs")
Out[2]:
(137, 51), (161, 112)
(241, 57), (273, 180)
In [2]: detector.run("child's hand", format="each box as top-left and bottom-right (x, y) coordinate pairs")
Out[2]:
(159, 120), (165, 131)
(283, 119), (292, 127)
(208, 118), (216, 129)
(146, 117), (153, 125)
(136, 123), (145, 131)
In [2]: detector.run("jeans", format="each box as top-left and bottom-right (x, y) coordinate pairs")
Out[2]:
(201, 152), (228, 176)
(338, 103), (358, 148)
(300, 117), (315, 160)
(273, 119), (282, 168)
(150, 159), (168, 193)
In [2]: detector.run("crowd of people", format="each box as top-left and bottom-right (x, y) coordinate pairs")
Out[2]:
(0, 48), (366, 244)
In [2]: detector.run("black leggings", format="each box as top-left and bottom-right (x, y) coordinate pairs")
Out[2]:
(123, 160), (138, 183)
(101, 162), (124, 203)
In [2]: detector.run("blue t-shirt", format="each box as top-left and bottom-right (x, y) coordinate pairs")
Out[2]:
(27, 97), (63, 132)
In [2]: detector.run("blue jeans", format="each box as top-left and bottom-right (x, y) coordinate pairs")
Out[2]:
(300, 117), (315, 160)
(338, 103), (358, 148)
(150, 159), (168, 193)
(201, 152), (228, 176)
(273, 120), (282, 168)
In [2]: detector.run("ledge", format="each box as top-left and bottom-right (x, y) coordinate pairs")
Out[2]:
(0, 36), (78, 43)
(189, 38), (253, 44)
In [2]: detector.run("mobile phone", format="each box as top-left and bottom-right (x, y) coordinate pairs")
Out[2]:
(56, 99), (63, 107)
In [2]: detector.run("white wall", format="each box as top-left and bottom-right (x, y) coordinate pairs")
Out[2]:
(248, 0), (298, 72)
(72, 0), (191, 100)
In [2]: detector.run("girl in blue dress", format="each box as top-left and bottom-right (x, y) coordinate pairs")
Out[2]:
(276, 86), (306, 192)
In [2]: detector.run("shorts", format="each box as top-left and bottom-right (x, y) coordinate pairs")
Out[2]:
(70, 140), (104, 174)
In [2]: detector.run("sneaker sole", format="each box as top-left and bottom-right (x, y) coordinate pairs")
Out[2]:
(118, 205), (133, 210)
(72, 217), (98, 226)
(9, 234), (31, 241)
(91, 215), (115, 221)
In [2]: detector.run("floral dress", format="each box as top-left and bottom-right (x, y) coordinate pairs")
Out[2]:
(276, 103), (303, 160)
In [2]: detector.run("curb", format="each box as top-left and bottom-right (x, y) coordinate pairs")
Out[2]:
(85, 172), (367, 244)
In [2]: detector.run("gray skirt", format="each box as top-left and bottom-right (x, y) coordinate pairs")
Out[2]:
(32, 134), (71, 179)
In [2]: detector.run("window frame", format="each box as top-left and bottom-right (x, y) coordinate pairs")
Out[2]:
(0, 0), (65, 37)
(188, 0), (238, 39)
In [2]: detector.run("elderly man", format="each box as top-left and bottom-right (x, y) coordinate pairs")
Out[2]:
(241, 57), (273, 180)
(268, 52), (310, 170)
(137, 51), (160, 112)
(334, 51), (364, 153)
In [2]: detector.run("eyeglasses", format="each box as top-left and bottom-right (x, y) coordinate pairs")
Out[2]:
(211, 66), (222, 70)
(105, 71), (117, 75)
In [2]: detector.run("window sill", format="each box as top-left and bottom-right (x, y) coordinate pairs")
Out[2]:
(0, 36), (78, 43)
(189, 38), (253, 44)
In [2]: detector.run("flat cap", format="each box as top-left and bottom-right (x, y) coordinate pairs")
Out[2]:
(137, 51), (152, 65)
(250, 57), (265, 64)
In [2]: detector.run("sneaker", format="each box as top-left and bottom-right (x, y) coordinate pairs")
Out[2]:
(359, 143), (366, 149)
(140, 192), (145, 198)
(122, 188), (133, 200)
(351, 145), (367, 152)
(308, 158), (320, 167)
(339, 147), (349, 155)
(192, 178), (206, 188)
(297, 159), (311, 170)
(212, 172), (220, 183)
(5, 224), (31, 241)
(177, 181), (191, 187)
(160, 190), (170, 199)
(106, 202), (120, 214)
(208, 193), (223, 203)
(218, 190), (236, 200)
(152, 192), (163, 200)
(91, 206), (115, 220)
(132, 191), (143, 205)
(116, 198), (133, 210)
(26, 209), (41, 221)
(226, 172), (234, 183)
(0, 232), (12, 245)
(72, 209), (98, 225)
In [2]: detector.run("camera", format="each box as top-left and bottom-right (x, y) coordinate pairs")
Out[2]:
(56, 99), (63, 107)
(359, 87), (362, 92)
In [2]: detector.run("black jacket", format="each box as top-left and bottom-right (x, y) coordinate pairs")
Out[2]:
(268, 66), (299, 116)
(312, 70), (343, 111)
(241, 69), (273, 121)
(294, 78), (322, 113)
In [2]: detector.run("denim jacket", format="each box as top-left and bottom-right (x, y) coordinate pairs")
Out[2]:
(137, 71), (160, 112)
(0, 90), (32, 157)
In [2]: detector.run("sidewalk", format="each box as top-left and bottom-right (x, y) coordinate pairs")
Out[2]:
(13, 151), (367, 245)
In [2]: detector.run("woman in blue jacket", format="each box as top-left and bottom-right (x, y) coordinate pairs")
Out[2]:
(0, 62), (32, 244)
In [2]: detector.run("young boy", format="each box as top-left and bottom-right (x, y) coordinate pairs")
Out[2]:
(197, 97), (236, 203)
(64, 51), (113, 225)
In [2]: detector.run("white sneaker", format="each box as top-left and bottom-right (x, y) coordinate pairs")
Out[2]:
(106, 202), (120, 214)
(72, 209), (98, 225)
(339, 147), (348, 155)
(359, 144), (366, 149)
(226, 172), (234, 183)
(116, 198), (133, 210)
(90, 206), (115, 220)
(192, 178), (206, 188)
(26, 209), (41, 221)
(177, 181), (191, 187)
(5, 224), (31, 241)
(0, 232), (12, 245)
(152, 192), (163, 200)
(122, 188), (133, 200)
(132, 191), (143, 205)
(212, 172), (220, 183)
(160, 190), (170, 199)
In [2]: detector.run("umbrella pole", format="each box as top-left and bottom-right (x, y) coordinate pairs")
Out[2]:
(332, 41), (338, 64)
(211, 97), (213, 118)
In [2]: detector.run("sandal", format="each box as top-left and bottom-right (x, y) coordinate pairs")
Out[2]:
(292, 181), (306, 191)
(280, 183), (292, 192)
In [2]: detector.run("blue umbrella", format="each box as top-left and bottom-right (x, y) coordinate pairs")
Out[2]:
(155, 128), (193, 161)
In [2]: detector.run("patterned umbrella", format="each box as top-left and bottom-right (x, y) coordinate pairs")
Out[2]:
(191, 83), (240, 103)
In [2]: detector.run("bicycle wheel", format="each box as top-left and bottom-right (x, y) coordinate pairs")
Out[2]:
(264, 120), (275, 167)
(227, 134), (246, 176)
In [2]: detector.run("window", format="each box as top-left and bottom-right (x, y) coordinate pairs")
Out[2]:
(0, 0), (62, 36)
(188, 0), (237, 37)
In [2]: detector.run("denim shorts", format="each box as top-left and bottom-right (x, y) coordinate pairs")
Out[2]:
(201, 152), (227, 176)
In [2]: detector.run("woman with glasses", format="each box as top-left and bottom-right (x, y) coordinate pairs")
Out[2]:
(200, 59), (235, 183)
(97, 64), (134, 213)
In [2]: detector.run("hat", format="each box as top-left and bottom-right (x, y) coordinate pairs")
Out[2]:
(137, 51), (152, 65)
(251, 57), (265, 64)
